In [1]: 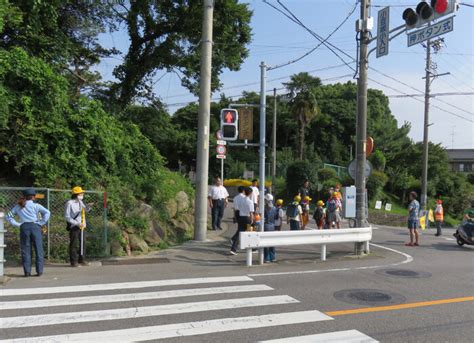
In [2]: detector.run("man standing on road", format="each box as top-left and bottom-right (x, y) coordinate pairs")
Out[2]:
(65, 186), (92, 267)
(298, 179), (310, 200)
(230, 186), (245, 248)
(230, 187), (254, 255)
(208, 177), (229, 231)
(435, 199), (444, 237)
(406, 191), (420, 247)
(250, 179), (260, 211)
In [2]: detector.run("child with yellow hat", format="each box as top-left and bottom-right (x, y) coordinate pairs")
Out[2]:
(301, 195), (312, 229)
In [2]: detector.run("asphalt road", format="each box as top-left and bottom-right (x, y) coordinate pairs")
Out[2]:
(1, 222), (473, 342)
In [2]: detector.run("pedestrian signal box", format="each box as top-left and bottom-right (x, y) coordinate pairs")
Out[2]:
(220, 109), (238, 141)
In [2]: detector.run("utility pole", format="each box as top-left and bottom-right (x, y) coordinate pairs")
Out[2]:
(272, 88), (277, 195)
(355, 0), (370, 228)
(194, 0), (213, 241)
(258, 62), (267, 265)
(420, 39), (431, 211)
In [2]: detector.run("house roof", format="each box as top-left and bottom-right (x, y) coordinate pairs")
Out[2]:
(446, 149), (474, 161)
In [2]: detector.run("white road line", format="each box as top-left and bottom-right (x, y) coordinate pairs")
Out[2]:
(248, 242), (413, 277)
(1, 295), (298, 329)
(1, 310), (333, 343)
(443, 237), (455, 241)
(259, 330), (378, 342)
(0, 275), (253, 296)
(0, 284), (272, 310)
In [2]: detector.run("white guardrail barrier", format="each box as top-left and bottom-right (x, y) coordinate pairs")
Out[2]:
(0, 212), (6, 277)
(239, 227), (372, 266)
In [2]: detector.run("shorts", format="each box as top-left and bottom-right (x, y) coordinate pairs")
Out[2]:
(407, 219), (418, 229)
(328, 212), (341, 223)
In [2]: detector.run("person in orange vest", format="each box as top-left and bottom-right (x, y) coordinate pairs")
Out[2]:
(434, 199), (444, 236)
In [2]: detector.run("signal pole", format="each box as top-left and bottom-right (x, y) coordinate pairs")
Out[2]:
(194, 0), (214, 241)
(355, 0), (370, 228)
(420, 39), (431, 211)
(272, 88), (277, 195)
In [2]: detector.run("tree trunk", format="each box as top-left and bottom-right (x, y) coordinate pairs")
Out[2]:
(299, 114), (305, 160)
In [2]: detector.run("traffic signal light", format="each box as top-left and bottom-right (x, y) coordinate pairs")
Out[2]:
(402, 0), (458, 29)
(220, 109), (238, 141)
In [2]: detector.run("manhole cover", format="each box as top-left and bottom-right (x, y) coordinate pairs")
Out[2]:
(102, 258), (170, 266)
(334, 289), (406, 306)
(375, 268), (432, 279)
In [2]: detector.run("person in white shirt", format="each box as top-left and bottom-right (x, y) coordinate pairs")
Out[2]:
(208, 177), (229, 231)
(250, 179), (260, 211)
(230, 186), (246, 248)
(230, 187), (254, 254)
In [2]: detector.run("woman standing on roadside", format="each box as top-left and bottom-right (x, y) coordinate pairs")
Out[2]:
(6, 188), (50, 277)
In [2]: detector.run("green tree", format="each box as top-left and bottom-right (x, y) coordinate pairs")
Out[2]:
(110, 0), (252, 107)
(284, 73), (321, 159)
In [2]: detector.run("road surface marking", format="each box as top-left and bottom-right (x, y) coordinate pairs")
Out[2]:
(1, 295), (298, 328)
(259, 330), (378, 342)
(443, 237), (455, 241)
(0, 275), (253, 296)
(248, 243), (413, 277)
(0, 284), (272, 310)
(1, 310), (333, 343)
(325, 296), (474, 317)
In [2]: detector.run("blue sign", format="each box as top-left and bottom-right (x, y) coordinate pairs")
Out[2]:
(376, 7), (390, 58)
(408, 17), (454, 47)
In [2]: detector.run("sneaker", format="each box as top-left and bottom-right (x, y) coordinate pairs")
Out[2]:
(271, 259), (277, 263)
(24, 272), (31, 277)
(79, 261), (91, 266)
(414, 243), (420, 246)
(71, 263), (79, 267)
(229, 250), (237, 255)
(405, 243), (414, 247)
(35, 273), (43, 277)
(264, 260), (271, 263)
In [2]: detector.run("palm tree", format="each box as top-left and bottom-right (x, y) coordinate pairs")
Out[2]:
(284, 73), (321, 159)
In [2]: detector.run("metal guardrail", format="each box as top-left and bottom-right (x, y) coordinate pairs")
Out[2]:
(239, 227), (372, 266)
(0, 212), (5, 277)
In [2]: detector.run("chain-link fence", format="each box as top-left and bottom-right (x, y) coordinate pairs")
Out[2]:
(0, 187), (108, 262)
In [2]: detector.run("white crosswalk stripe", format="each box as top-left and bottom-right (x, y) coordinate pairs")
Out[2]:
(259, 330), (379, 342)
(0, 275), (376, 342)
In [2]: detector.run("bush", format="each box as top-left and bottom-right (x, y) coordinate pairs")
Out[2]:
(286, 160), (317, 197)
(367, 170), (388, 199)
(369, 150), (386, 171)
(317, 168), (338, 182)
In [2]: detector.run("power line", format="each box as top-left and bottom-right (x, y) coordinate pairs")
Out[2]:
(263, 0), (358, 70)
(387, 91), (474, 97)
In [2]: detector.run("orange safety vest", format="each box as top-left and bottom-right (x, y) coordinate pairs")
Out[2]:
(435, 206), (444, 221)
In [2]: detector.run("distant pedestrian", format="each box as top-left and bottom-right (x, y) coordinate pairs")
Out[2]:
(435, 199), (444, 237)
(313, 200), (325, 230)
(263, 194), (277, 263)
(406, 191), (420, 247)
(230, 186), (246, 248)
(6, 188), (50, 277)
(274, 199), (284, 231)
(250, 179), (260, 211)
(301, 195), (311, 229)
(327, 192), (342, 229)
(230, 187), (254, 255)
(298, 179), (310, 200)
(65, 186), (92, 267)
(208, 177), (229, 231)
(287, 195), (303, 230)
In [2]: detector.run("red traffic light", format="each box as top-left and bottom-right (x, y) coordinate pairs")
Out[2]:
(432, 0), (448, 13)
(222, 110), (237, 123)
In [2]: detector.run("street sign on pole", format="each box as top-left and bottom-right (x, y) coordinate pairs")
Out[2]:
(216, 145), (226, 155)
(348, 159), (373, 180)
(216, 140), (227, 146)
(239, 107), (254, 140)
(216, 154), (226, 159)
(407, 16), (453, 47)
(376, 6), (390, 58)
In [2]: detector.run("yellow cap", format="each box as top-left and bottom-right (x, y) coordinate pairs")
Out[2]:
(72, 186), (85, 195)
(276, 199), (284, 205)
(317, 200), (324, 206)
(294, 195), (301, 202)
(304, 196), (312, 202)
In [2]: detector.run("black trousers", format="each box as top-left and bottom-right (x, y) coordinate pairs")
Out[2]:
(211, 199), (225, 230)
(69, 227), (86, 265)
(231, 216), (251, 252)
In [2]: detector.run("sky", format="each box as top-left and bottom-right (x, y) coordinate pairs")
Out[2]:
(97, 0), (474, 149)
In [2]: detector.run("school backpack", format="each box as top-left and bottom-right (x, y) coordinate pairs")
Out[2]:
(286, 202), (299, 218)
(313, 207), (324, 220)
(327, 200), (337, 213)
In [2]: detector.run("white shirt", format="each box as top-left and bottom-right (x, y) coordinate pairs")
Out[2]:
(274, 208), (284, 226)
(250, 186), (259, 204)
(239, 197), (255, 217)
(208, 185), (229, 200)
(233, 193), (246, 212)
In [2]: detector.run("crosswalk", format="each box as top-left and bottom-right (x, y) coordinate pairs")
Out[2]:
(0, 276), (378, 342)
